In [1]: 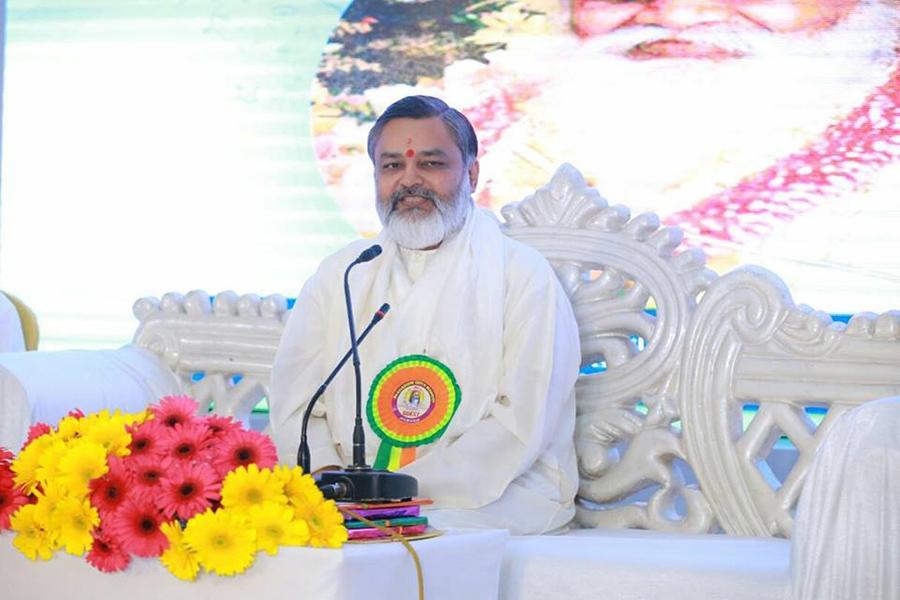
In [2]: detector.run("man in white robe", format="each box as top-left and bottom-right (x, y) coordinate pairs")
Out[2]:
(269, 95), (581, 534)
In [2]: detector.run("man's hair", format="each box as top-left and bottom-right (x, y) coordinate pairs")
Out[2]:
(367, 95), (478, 166)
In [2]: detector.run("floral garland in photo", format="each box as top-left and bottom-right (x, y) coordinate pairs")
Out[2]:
(0, 396), (347, 580)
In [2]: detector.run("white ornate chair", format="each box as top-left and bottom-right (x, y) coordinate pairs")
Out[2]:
(1, 164), (897, 599)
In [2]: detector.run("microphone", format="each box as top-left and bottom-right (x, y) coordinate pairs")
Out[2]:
(315, 243), (418, 502)
(297, 303), (390, 473)
(354, 244), (382, 264)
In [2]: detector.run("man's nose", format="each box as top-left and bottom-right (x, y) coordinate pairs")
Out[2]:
(398, 162), (424, 187)
(632, 0), (735, 29)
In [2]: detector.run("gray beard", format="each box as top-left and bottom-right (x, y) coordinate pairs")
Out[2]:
(378, 185), (473, 250)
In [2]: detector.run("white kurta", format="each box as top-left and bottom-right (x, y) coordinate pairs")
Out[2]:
(269, 208), (581, 534)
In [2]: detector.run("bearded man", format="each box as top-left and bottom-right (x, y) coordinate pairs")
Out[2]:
(270, 95), (581, 535)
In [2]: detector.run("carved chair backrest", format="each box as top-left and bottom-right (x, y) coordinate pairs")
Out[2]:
(502, 164), (900, 537)
(132, 163), (900, 538)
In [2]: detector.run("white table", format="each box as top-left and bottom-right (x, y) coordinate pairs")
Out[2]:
(0, 529), (508, 600)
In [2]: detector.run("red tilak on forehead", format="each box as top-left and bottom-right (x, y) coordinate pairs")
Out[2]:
(405, 148), (415, 158)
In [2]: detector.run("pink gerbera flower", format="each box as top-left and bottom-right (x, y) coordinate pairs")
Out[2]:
(0, 481), (31, 530)
(205, 414), (241, 439)
(156, 461), (221, 520)
(86, 527), (131, 573)
(109, 498), (168, 557)
(126, 419), (166, 457)
(89, 456), (132, 519)
(213, 429), (278, 476)
(67, 408), (86, 419)
(158, 421), (212, 463)
(151, 395), (200, 428)
(125, 454), (166, 491)
(22, 422), (51, 448)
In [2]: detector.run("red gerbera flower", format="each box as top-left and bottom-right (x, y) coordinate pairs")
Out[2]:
(158, 421), (212, 463)
(125, 454), (166, 491)
(213, 429), (278, 475)
(108, 498), (168, 557)
(156, 461), (221, 520)
(86, 527), (131, 573)
(126, 419), (166, 457)
(205, 414), (241, 439)
(0, 467), (12, 490)
(0, 482), (31, 530)
(151, 395), (200, 428)
(22, 422), (52, 448)
(0, 448), (13, 489)
(90, 456), (132, 519)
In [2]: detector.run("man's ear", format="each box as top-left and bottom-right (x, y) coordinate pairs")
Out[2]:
(467, 160), (480, 193)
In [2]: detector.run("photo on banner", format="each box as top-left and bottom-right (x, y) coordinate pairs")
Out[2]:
(311, 0), (900, 313)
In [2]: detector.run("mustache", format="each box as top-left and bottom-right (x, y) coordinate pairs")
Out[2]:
(390, 184), (441, 212)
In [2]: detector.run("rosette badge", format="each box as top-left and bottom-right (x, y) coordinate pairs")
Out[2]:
(367, 355), (461, 471)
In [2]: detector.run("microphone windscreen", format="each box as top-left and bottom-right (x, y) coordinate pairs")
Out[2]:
(356, 244), (383, 264)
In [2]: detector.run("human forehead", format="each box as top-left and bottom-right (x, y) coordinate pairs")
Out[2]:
(374, 117), (462, 159)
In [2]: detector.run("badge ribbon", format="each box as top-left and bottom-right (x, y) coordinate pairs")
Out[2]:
(367, 354), (461, 471)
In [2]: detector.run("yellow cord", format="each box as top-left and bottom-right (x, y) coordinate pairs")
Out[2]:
(339, 506), (425, 600)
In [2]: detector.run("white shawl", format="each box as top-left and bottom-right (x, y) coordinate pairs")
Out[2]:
(271, 208), (580, 532)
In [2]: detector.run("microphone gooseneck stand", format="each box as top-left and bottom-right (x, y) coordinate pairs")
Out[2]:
(296, 302), (390, 474)
(302, 244), (418, 502)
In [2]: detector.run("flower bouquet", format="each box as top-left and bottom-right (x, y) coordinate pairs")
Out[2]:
(0, 396), (347, 580)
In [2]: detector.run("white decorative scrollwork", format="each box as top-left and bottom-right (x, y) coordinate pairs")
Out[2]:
(683, 268), (900, 536)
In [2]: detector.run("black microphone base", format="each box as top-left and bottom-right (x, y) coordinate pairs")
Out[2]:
(317, 468), (418, 502)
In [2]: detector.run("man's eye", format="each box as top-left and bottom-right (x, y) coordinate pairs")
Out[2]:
(382, 162), (400, 169)
(423, 161), (445, 167)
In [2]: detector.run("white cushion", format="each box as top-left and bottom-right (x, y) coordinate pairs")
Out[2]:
(0, 344), (180, 450)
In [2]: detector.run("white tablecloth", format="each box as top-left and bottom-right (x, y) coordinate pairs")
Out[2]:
(0, 529), (508, 600)
(501, 528), (790, 600)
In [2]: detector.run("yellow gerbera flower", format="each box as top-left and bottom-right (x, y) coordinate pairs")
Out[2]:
(160, 521), (200, 581)
(35, 439), (69, 486)
(183, 509), (256, 576)
(10, 504), (57, 560)
(56, 415), (85, 442)
(274, 465), (324, 521)
(247, 502), (310, 555)
(51, 497), (99, 555)
(33, 481), (68, 525)
(221, 464), (286, 514)
(82, 412), (132, 457)
(306, 500), (348, 548)
(122, 409), (151, 429)
(56, 441), (108, 495)
(12, 434), (55, 494)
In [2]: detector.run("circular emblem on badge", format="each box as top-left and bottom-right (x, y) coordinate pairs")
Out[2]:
(367, 354), (460, 449)
(393, 381), (435, 423)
